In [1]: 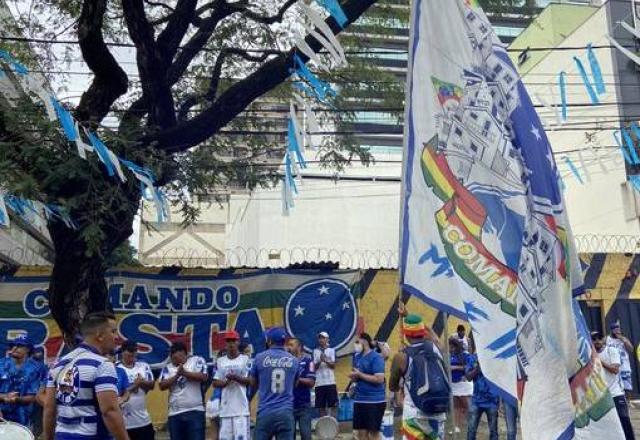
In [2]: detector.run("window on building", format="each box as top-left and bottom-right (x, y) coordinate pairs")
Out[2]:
(482, 121), (491, 137)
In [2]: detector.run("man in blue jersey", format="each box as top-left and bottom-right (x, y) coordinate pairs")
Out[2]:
(0, 335), (41, 428)
(287, 337), (315, 440)
(43, 311), (130, 440)
(250, 327), (299, 440)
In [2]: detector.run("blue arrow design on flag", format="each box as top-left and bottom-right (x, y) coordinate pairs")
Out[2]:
(486, 328), (517, 359)
(418, 244), (454, 278)
(464, 301), (490, 322)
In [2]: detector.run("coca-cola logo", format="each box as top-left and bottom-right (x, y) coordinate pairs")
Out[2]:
(261, 355), (294, 368)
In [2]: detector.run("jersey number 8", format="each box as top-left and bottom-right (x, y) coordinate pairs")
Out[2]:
(271, 368), (285, 394)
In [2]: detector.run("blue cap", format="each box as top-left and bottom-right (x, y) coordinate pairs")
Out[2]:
(10, 335), (33, 349)
(610, 322), (621, 330)
(266, 327), (288, 345)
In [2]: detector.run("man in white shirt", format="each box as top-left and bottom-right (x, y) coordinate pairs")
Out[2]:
(605, 323), (634, 396)
(212, 330), (251, 440)
(117, 341), (156, 440)
(313, 331), (338, 418)
(159, 342), (208, 440)
(593, 331), (635, 440)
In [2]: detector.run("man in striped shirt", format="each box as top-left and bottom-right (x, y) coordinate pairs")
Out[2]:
(43, 311), (130, 440)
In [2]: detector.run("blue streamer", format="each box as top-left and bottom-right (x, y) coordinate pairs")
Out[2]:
(293, 54), (336, 103)
(0, 49), (28, 76)
(563, 156), (584, 184)
(620, 128), (640, 164)
(51, 98), (77, 141)
(287, 119), (307, 168)
(630, 175), (640, 193)
(587, 43), (605, 95)
(613, 130), (633, 164)
(315, 0), (348, 28)
(43, 204), (77, 229)
(87, 131), (116, 177)
(285, 154), (298, 194)
(559, 72), (568, 121)
(119, 158), (157, 183)
(573, 56), (599, 104)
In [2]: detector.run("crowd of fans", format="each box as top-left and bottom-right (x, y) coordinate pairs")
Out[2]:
(0, 309), (637, 440)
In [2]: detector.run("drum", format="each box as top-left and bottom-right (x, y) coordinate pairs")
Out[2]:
(315, 416), (339, 440)
(0, 419), (34, 440)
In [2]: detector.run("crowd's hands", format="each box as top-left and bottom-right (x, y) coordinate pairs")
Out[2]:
(0, 392), (19, 404)
(225, 373), (243, 383)
(348, 368), (362, 381)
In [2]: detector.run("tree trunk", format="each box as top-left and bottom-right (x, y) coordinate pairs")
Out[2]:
(47, 188), (139, 344)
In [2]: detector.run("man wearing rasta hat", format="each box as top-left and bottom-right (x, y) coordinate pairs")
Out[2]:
(389, 311), (448, 440)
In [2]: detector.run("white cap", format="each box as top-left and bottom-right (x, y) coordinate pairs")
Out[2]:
(318, 331), (329, 338)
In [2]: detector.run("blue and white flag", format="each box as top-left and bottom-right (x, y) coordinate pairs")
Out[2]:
(400, 1), (624, 438)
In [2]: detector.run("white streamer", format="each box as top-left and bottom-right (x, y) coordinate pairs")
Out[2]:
(300, 3), (347, 66)
(606, 34), (640, 67)
(74, 122), (94, 160)
(294, 35), (330, 72)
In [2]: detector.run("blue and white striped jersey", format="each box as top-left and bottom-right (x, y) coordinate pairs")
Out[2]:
(46, 343), (119, 440)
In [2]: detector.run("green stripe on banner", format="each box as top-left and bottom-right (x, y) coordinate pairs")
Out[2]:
(0, 302), (27, 318)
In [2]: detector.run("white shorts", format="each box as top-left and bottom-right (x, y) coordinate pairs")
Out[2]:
(220, 416), (250, 440)
(206, 398), (220, 419)
(451, 381), (473, 397)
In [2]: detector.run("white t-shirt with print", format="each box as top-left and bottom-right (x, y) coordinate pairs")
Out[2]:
(313, 347), (336, 387)
(606, 336), (632, 374)
(117, 361), (154, 429)
(598, 346), (624, 398)
(160, 356), (208, 416)
(214, 354), (251, 418)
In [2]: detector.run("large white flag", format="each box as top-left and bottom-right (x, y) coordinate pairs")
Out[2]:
(399, 1), (625, 438)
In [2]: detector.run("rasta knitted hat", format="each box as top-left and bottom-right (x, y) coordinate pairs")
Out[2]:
(402, 314), (427, 338)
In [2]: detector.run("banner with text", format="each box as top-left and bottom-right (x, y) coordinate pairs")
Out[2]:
(0, 270), (362, 367)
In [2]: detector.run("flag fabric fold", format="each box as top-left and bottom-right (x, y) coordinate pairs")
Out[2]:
(399, 1), (625, 438)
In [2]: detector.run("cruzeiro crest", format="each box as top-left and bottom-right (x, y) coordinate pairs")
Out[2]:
(56, 364), (80, 405)
(285, 279), (357, 353)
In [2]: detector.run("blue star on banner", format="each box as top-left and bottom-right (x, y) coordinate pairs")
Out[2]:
(285, 279), (357, 353)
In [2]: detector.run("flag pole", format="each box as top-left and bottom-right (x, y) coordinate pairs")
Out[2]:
(442, 312), (456, 439)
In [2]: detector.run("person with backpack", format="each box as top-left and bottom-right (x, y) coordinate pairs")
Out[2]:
(389, 314), (450, 440)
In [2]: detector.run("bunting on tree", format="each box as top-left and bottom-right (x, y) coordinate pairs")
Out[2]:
(300, 3), (348, 67)
(0, 193), (8, 227)
(0, 49), (170, 226)
(314, 0), (348, 28)
(293, 54), (336, 103)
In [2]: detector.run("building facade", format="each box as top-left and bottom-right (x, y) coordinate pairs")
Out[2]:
(138, 0), (636, 268)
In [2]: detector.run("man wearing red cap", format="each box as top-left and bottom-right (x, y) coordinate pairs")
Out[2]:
(212, 330), (251, 440)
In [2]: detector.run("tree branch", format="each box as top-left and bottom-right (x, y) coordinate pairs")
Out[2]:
(167, 5), (234, 85)
(156, 0), (198, 61)
(207, 48), (279, 101)
(122, 0), (176, 128)
(142, 0), (377, 152)
(228, 0), (298, 25)
(143, 0), (175, 12)
(75, 0), (128, 126)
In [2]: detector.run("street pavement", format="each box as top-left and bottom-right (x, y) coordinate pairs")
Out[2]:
(155, 402), (640, 438)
